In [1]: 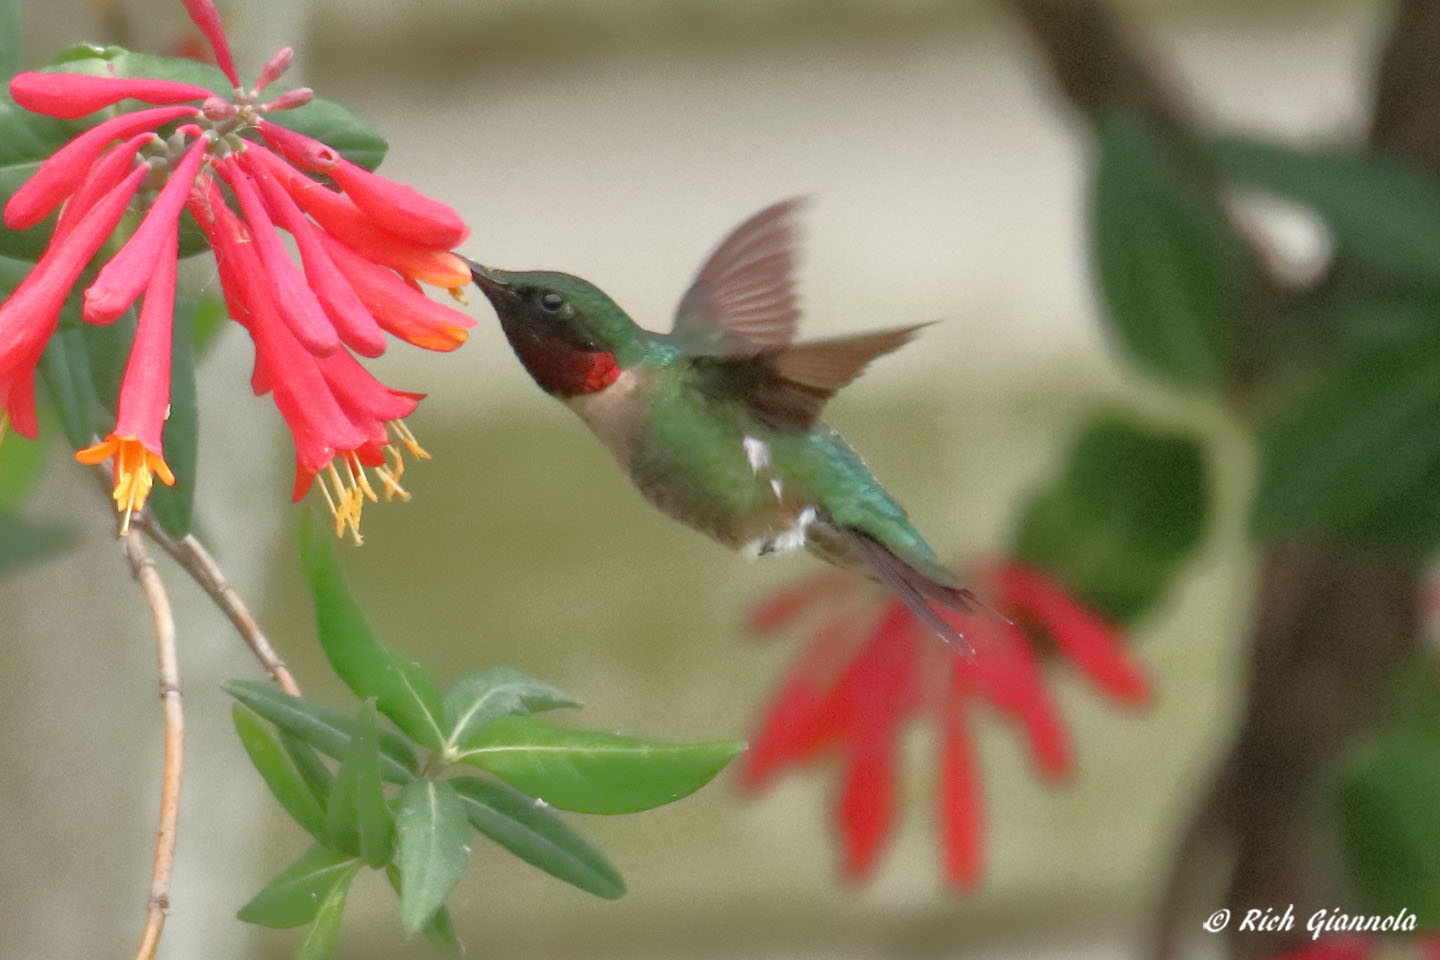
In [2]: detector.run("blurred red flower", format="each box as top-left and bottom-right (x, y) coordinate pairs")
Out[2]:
(1269, 935), (1440, 960)
(0, 0), (474, 541)
(741, 558), (1151, 887)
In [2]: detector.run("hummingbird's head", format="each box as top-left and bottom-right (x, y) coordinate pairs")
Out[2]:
(466, 261), (641, 398)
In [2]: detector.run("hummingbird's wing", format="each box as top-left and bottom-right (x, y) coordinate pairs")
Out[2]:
(744, 324), (930, 430)
(670, 198), (805, 357)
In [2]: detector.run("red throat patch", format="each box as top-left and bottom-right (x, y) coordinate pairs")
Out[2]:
(579, 352), (621, 394)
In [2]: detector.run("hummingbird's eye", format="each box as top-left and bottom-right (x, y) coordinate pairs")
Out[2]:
(539, 291), (565, 312)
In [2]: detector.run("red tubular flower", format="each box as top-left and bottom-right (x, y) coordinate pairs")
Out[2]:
(0, 0), (475, 538)
(75, 226), (180, 528)
(3, 105), (197, 229)
(9, 72), (215, 119)
(740, 558), (1151, 888)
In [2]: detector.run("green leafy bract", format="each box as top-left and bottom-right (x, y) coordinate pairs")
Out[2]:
(326, 700), (394, 867)
(452, 776), (625, 899)
(298, 513), (448, 750)
(236, 846), (361, 929)
(394, 779), (471, 935)
(233, 706), (330, 845)
(443, 666), (581, 752)
(294, 871), (354, 960)
(454, 714), (744, 815)
(223, 679), (417, 783)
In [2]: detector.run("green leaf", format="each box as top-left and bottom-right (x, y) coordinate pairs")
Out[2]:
(1012, 416), (1209, 624)
(147, 300), (198, 536)
(0, 95), (74, 261)
(1336, 732), (1440, 926)
(223, 679), (417, 784)
(326, 700), (394, 867)
(443, 667), (581, 752)
(451, 776), (625, 899)
(1091, 109), (1250, 388)
(394, 779), (471, 935)
(189, 294), (229, 358)
(0, 511), (77, 580)
(283, 734), (335, 809)
(1251, 319), (1440, 544)
(454, 715), (744, 815)
(40, 325), (105, 449)
(1, 0), (20, 77)
(298, 513), (448, 749)
(233, 706), (330, 845)
(237, 846), (361, 929)
(1205, 135), (1440, 285)
(0, 428), (48, 509)
(293, 868), (354, 960)
(384, 866), (461, 954)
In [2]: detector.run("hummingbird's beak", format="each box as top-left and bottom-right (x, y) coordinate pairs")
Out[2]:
(459, 256), (509, 300)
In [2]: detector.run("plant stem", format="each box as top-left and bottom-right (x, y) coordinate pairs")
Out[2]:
(121, 529), (184, 960)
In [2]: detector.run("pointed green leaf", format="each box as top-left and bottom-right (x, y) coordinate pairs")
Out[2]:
(0, 512), (78, 581)
(1205, 135), (1440, 285)
(223, 679), (417, 784)
(147, 302), (198, 536)
(237, 846), (361, 929)
(1011, 416), (1208, 624)
(394, 779), (470, 934)
(326, 700), (394, 867)
(233, 706), (329, 845)
(40, 325), (106, 450)
(294, 868), (354, 960)
(298, 513), (447, 749)
(454, 715), (744, 815)
(443, 667), (581, 751)
(384, 866), (462, 954)
(0, 418), (50, 510)
(1091, 108), (1251, 388)
(283, 734), (335, 808)
(451, 776), (624, 899)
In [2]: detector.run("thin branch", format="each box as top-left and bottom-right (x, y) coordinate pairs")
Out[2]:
(136, 516), (301, 697)
(121, 530), (184, 960)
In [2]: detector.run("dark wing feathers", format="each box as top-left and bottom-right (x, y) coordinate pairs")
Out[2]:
(671, 198), (806, 356)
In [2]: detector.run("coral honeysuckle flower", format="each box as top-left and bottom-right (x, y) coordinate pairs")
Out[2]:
(0, 0), (476, 539)
(1268, 935), (1440, 960)
(740, 559), (1151, 888)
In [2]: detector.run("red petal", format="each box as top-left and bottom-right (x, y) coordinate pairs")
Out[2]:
(217, 158), (340, 355)
(242, 151), (386, 357)
(179, 0), (239, 87)
(938, 702), (984, 889)
(321, 234), (474, 351)
(253, 47), (294, 94)
(112, 224), (178, 452)
(317, 348), (419, 427)
(963, 622), (1073, 781)
(1001, 564), (1151, 706)
(258, 121), (469, 248)
(52, 132), (154, 242)
(245, 143), (470, 286)
(83, 138), (207, 325)
(836, 742), (897, 881)
(9, 72), (212, 119)
(4, 105), (196, 230)
(739, 671), (833, 790)
(1, 363), (39, 438)
(1266, 938), (1370, 960)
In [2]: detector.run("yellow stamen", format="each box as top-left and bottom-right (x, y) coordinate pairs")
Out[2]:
(345, 452), (379, 503)
(323, 461), (364, 545)
(0, 410), (9, 457)
(374, 463), (410, 502)
(74, 436), (175, 534)
(391, 419), (430, 460)
(448, 286), (468, 305)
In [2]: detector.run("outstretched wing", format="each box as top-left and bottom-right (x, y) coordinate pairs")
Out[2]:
(743, 324), (930, 430)
(671, 197), (806, 357)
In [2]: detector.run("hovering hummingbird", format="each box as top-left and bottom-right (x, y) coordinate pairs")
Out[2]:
(466, 199), (976, 651)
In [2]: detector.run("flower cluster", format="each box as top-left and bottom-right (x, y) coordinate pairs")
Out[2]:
(1269, 934), (1440, 960)
(740, 559), (1150, 886)
(0, 0), (475, 540)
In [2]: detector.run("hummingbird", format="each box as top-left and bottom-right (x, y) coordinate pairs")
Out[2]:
(466, 199), (976, 652)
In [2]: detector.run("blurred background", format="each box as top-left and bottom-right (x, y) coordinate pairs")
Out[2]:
(0, 1), (1389, 958)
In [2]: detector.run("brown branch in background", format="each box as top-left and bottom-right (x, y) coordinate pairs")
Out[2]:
(1003, 3), (1427, 960)
(121, 530), (184, 960)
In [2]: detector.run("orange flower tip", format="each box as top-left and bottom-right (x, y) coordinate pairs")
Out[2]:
(75, 436), (175, 532)
(447, 286), (468, 305)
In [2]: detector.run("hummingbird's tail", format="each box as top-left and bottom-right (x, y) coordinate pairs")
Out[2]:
(848, 530), (978, 658)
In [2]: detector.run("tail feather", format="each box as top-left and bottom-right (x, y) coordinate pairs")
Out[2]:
(849, 529), (977, 658)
